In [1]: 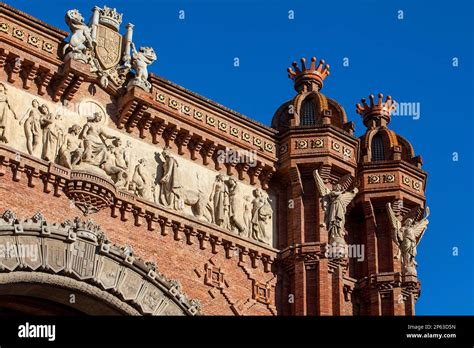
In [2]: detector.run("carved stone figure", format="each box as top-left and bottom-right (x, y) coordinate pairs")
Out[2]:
(40, 108), (64, 162)
(158, 149), (211, 222)
(58, 124), (83, 169)
(63, 9), (93, 62)
(107, 138), (131, 188)
(19, 99), (42, 155)
(313, 169), (358, 245)
(111, 138), (130, 171)
(159, 147), (183, 210)
(128, 43), (157, 92)
(209, 174), (230, 229)
(243, 196), (253, 238)
(251, 188), (273, 244)
(227, 178), (247, 236)
(387, 203), (429, 276)
(122, 139), (133, 169)
(100, 144), (128, 189)
(0, 83), (17, 143)
(130, 158), (153, 200)
(79, 112), (116, 167)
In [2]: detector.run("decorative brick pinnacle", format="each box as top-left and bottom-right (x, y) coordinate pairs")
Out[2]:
(287, 57), (330, 92)
(356, 93), (397, 127)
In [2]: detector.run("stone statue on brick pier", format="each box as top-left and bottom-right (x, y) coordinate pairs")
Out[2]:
(0, 83), (17, 144)
(313, 169), (358, 246)
(387, 202), (429, 276)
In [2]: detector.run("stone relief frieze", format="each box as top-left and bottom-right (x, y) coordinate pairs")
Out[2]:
(0, 83), (274, 246)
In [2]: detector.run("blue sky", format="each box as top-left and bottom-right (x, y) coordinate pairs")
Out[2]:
(7, 0), (473, 315)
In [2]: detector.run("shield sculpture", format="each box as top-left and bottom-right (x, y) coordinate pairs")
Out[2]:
(95, 24), (122, 70)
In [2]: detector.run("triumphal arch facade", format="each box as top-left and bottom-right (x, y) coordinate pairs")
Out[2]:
(0, 3), (429, 315)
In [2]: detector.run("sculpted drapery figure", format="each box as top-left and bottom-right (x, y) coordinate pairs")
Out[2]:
(40, 108), (64, 162)
(209, 174), (230, 229)
(313, 169), (358, 245)
(243, 196), (253, 238)
(227, 178), (247, 236)
(159, 147), (183, 210)
(0, 83), (17, 143)
(19, 99), (41, 155)
(251, 188), (273, 244)
(80, 112), (117, 166)
(387, 202), (429, 276)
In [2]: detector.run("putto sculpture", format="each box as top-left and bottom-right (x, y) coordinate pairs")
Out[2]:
(387, 202), (429, 276)
(63, 6), (155, 90)
(313, 169), (358, 246)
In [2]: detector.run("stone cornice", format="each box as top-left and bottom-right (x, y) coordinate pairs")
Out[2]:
(0, 2), (68, 40)
(354, 271), (421, 298)
(276, 123), (358, 145)
(150, 74), (278, 138)
(356, 160), (427, 201)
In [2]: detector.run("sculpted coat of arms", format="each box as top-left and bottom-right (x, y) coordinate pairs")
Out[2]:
(63, 6), (156, 91)
(95, 24), (122, 70)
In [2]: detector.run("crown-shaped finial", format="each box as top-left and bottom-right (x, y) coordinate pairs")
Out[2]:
(356, 93), (397, 128)
(98, 6), (123, 31)
(287, 57), (330, 92)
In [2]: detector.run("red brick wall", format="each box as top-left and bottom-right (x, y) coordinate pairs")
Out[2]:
(0, 169), (275, 315)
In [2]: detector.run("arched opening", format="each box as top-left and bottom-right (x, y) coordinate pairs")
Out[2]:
(371, 132), (385, 161)
(300, 98), (316, 126)
(0, 273), (138, 315)
(0, 210), (202, 316)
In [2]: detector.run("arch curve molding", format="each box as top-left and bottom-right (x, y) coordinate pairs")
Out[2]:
(0, 210), (202, 316)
